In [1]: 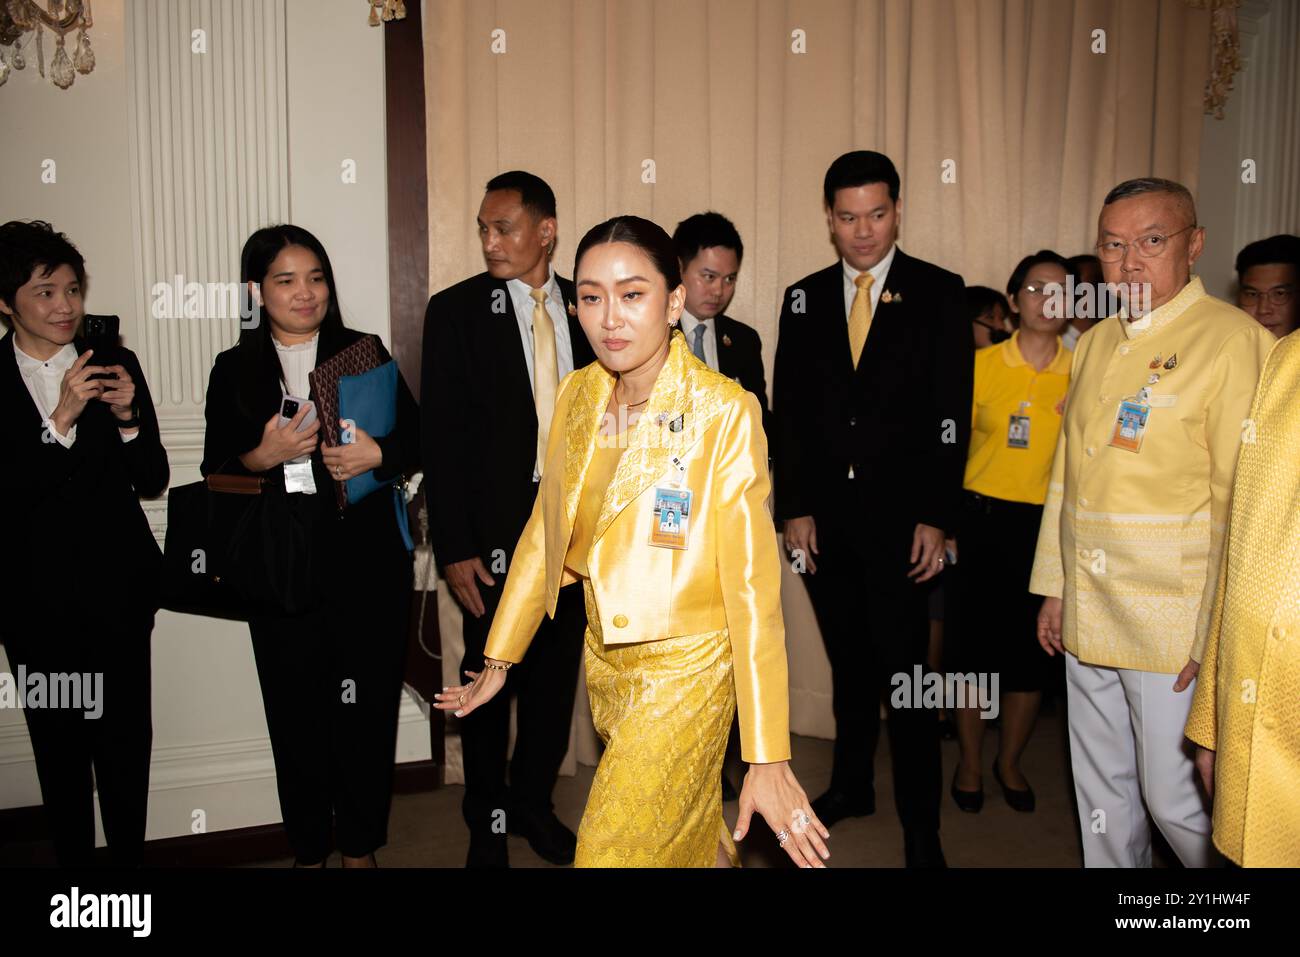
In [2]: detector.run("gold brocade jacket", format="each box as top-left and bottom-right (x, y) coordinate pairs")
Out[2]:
(1185, 331), (1300, 867)
(484, 331), (791, 763)
(1029, 278), (1274, 673)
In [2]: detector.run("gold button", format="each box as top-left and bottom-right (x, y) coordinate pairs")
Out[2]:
(612, 614), (628, 628)
(1262, 716), (1277, 730)
(1274, 626), (1288, 641)
(1078, 498), (1088, 507)
(1086, 446), (1095, 456)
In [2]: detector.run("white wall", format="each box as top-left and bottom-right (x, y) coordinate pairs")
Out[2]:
(1196, 0), (1300, 300)
(286, 0), (391, 343)
(0, 1), (427, 844)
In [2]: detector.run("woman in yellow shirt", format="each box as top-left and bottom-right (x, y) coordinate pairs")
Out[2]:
(435, 216), (828, 868)
(949, 251), (1071, 814)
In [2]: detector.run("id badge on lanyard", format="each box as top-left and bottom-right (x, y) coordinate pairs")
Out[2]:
(648, 455), (693, 549)
(1007, 401), (1031, 449)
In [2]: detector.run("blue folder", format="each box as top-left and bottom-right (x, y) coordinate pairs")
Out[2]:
(338, 360), (414, 551)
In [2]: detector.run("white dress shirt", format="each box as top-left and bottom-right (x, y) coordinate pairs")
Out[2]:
(841, 242), (898, 320)
(679, 309), (719, 371)
(274, 331), (319, 399)
(15, 338), (138, 447)
(506, 267), (576, 392)
(506, 267), (575, 481)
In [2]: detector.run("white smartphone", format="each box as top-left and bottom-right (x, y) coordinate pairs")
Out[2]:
(277, 396), (317, 432)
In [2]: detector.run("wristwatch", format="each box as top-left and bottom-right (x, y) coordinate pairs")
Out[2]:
(115, 404), (141, 429)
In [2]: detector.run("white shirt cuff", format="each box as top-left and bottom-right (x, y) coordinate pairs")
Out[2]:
(44, 419), (76, 448)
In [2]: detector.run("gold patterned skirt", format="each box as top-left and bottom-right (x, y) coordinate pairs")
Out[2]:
(575, 582), (740, 868)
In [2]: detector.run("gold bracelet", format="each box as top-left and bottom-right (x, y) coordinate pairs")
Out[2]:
(483, 660), (513, 672)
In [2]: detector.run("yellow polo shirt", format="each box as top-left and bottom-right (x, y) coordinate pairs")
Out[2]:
(965, 332), (1071, 505)
(1029, 277), (1274, 674)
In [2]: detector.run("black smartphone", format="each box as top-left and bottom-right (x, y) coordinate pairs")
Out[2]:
(82, 314), (121, 379)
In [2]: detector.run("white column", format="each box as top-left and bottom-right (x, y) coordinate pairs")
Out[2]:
(126, 0), (291, 528)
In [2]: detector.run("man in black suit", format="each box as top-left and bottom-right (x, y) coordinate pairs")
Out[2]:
(671, 212), (770, 431)
(420, 171), (593, 868)
(0, 220), (169, 867)
(672, 211), (771, 801)
(773, 151), (972, 867)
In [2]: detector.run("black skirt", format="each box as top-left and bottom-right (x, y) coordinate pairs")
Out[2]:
(945, 490), (1055, 693)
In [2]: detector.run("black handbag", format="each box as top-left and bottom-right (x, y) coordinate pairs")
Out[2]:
(162, 473), (317, 619)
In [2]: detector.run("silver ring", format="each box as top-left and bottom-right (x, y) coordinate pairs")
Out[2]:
(776, 829), (790, 848)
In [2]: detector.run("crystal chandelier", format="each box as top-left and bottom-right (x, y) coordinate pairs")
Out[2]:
(367, 0), (406, 27)
(0, 0), (95, 91)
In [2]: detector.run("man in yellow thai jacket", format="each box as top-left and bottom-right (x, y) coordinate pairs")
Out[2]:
(1030, 178), (1273, 867)
(1185, 329), (1300, 867)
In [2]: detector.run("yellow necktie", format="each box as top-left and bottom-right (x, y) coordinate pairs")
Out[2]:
(530, 288), (559, 475)
(848, 272), (874, 368)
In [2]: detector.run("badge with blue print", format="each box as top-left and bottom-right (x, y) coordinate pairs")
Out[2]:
(649, 486), (693, 549)
(1109, 396), (1150, 453)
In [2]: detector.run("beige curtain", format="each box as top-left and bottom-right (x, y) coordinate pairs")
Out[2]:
(424, 0), (1213, 754)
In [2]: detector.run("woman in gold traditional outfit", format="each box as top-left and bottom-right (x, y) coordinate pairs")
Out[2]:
(436, 216), (828, 867)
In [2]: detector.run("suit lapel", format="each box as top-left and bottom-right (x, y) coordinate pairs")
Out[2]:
(1, 331), (44, 432)
(590, 331), (731, 543)
(557, 275), (594, 368)
(488, 274), (537, 411)
(561, 358), (614, 536)
(715, 315), (736, 378)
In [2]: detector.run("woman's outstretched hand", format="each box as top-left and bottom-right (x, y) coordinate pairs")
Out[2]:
(433, 660), (509, 717)
(734, 761), (830, 868)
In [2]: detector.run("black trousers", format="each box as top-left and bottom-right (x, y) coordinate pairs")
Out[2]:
(5, 610), (154, 867)
(248, 583), (409, 863)
(799, 506), (942, 834)
(459, 578), (585, 836)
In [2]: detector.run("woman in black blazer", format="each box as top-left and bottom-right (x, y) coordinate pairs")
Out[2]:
(201, 224), (419, 868)
(0, 220), (168, 867)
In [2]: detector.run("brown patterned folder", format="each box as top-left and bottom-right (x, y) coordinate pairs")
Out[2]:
(308, 335), (384, 508)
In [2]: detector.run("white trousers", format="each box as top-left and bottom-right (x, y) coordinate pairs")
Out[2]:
(1064, 652), (1217, 867)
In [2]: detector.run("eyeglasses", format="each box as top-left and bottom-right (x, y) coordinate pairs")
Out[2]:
(1095, 224), (1197, 263)
(1240, 286), (1294, 307)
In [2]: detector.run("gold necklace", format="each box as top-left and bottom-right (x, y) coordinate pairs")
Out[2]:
(615, 382), (650, 407)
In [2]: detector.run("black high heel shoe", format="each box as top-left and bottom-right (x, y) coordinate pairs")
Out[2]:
(993, 757), (1035, 812)
(950, 770), (984, 813)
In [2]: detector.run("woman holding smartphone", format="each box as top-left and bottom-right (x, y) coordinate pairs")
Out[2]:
(202, 224), (419, 867)
(0, 220), (168, 867)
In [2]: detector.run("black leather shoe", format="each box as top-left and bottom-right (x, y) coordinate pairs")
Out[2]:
(904, 830), (948, 868)
(810, 788), (876, 828)
(466, 833), (508, 868)
(949, 771), (984, 813)
(721, 773), (738, 802)
(993, 760), (1035, 813)
(508, 807), (577, 865)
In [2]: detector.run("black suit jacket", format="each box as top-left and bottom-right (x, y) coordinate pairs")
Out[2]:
(420, 271), (595, 569)
(713, 313), (770, 415)
(201, 324), (421, 597)
(0, 330), (169, 631)
(772, 248), (973, 535)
